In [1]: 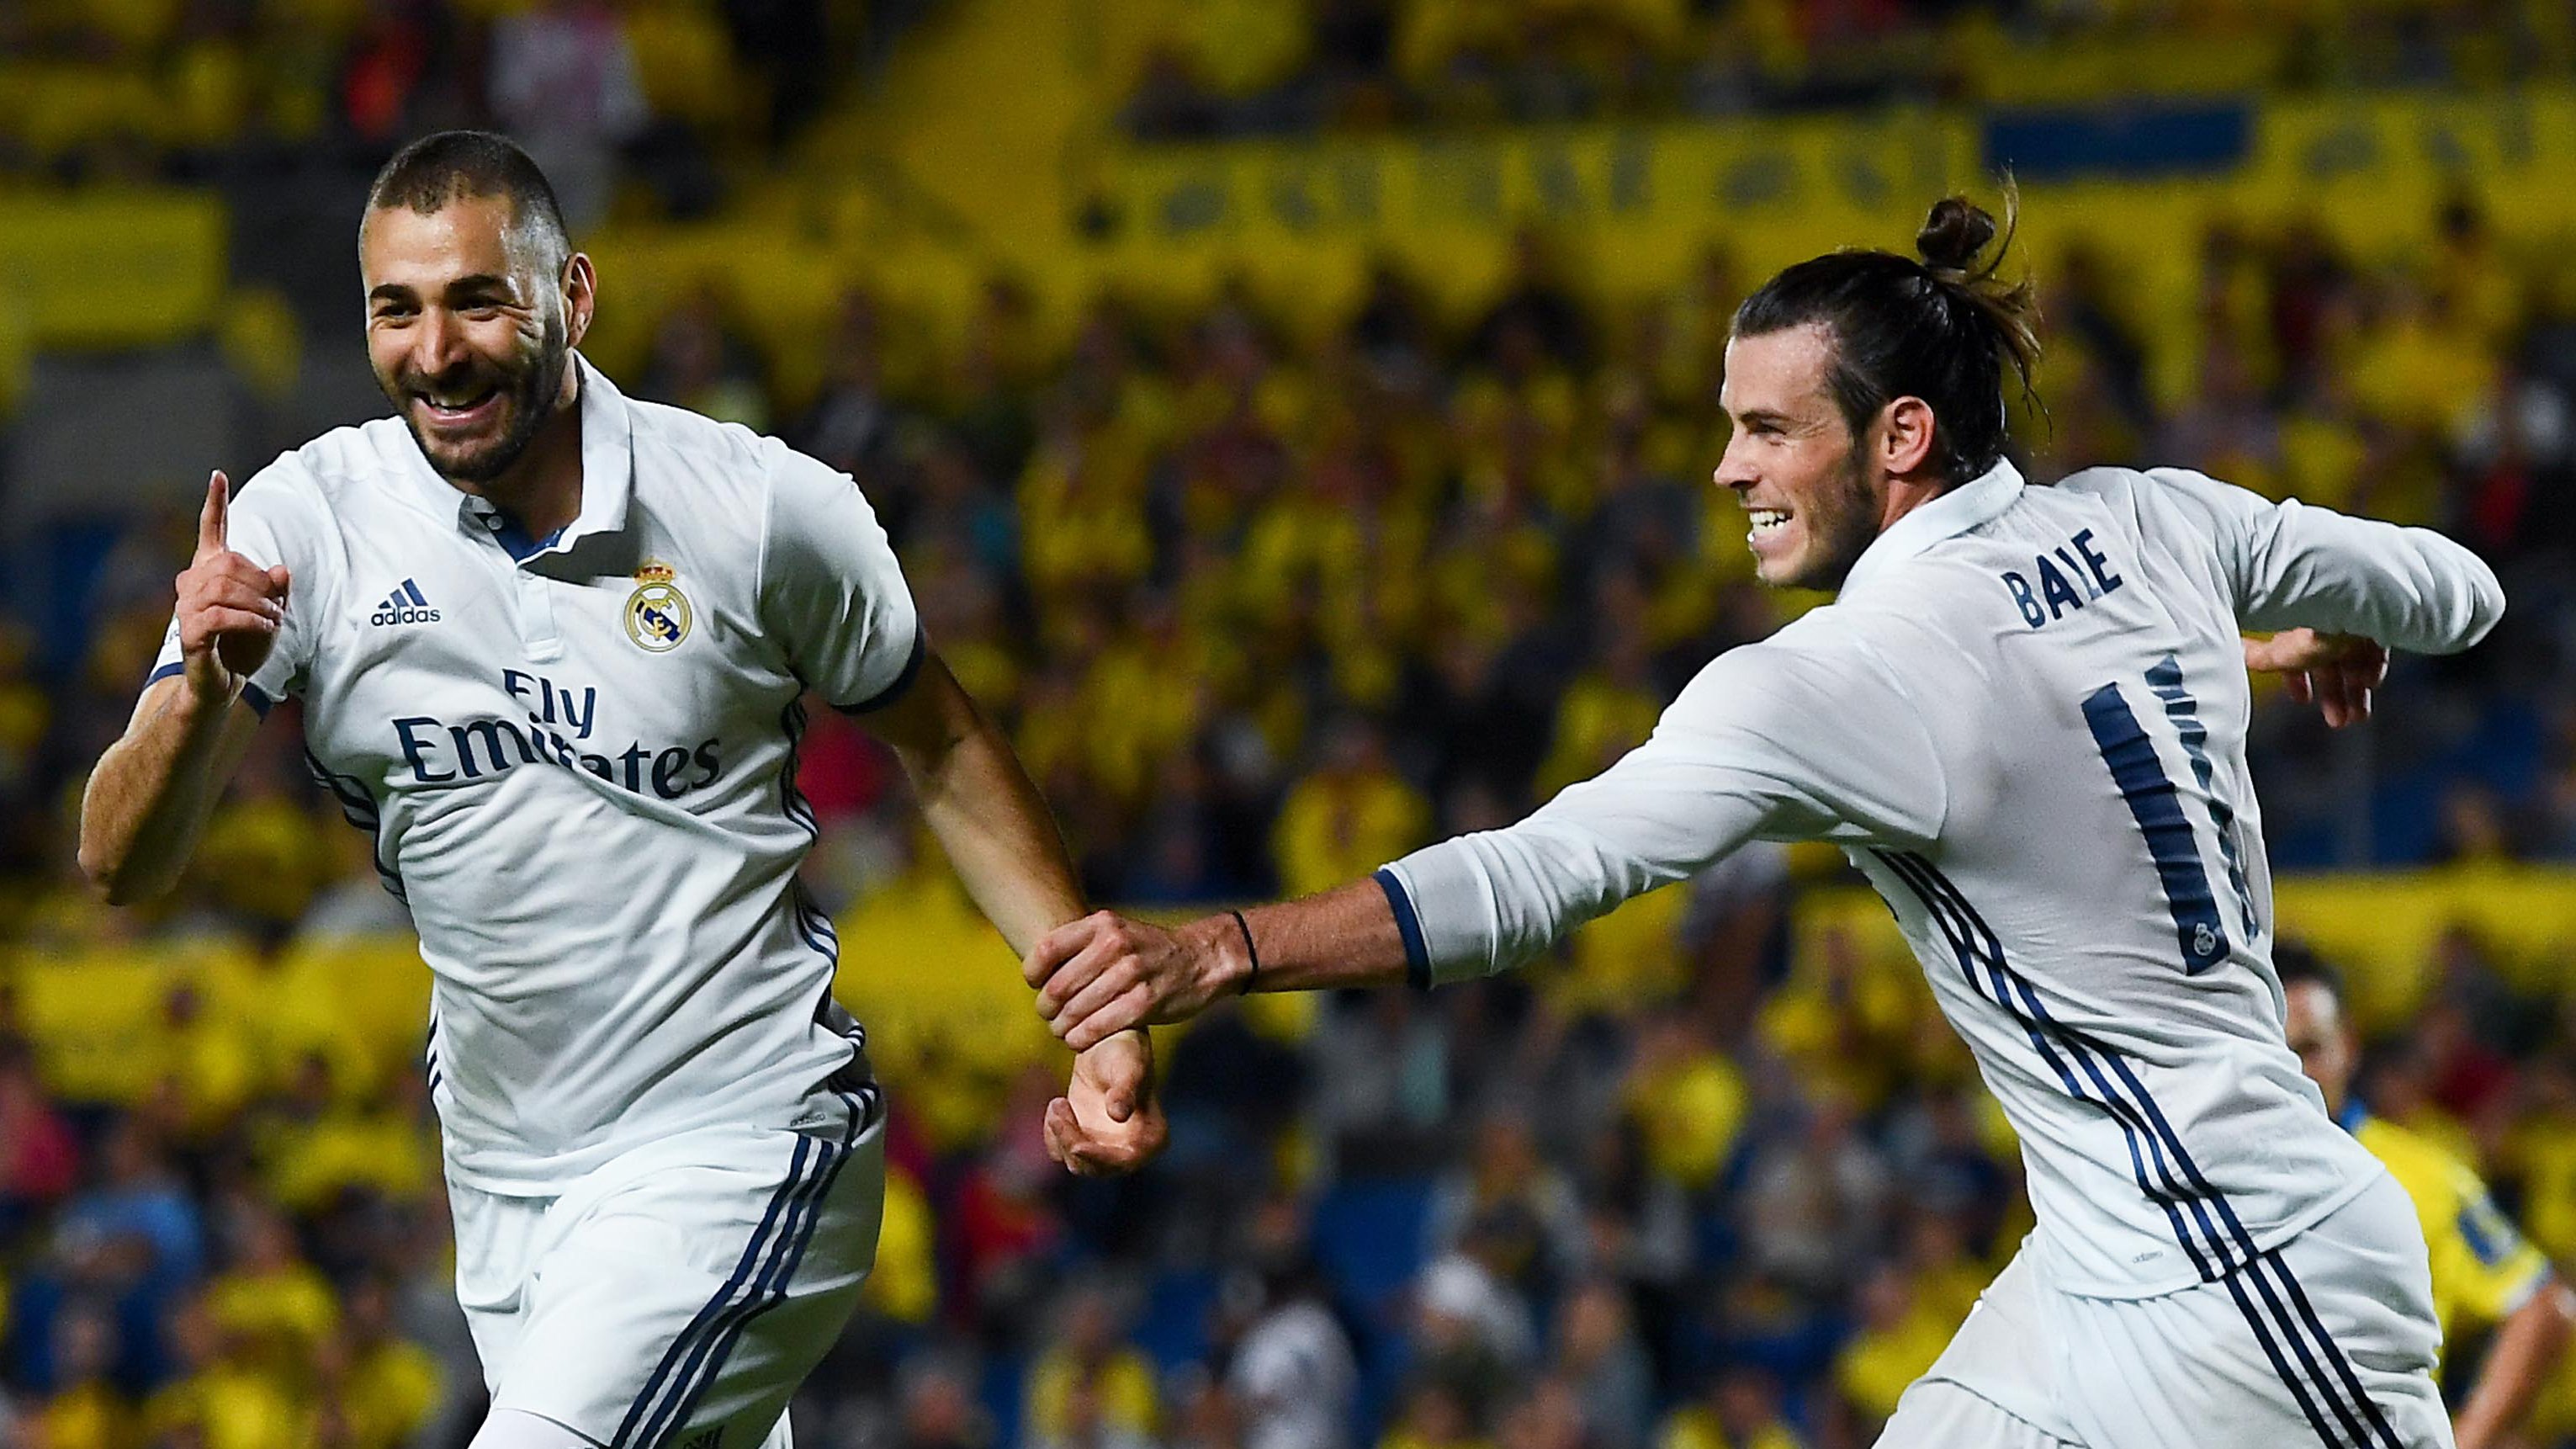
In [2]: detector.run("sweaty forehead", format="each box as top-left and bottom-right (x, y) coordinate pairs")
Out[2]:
(1720, 324), (1840, 417)
(360, 195), (545, 292)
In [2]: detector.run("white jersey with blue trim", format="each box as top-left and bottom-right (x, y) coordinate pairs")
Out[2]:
(150, 355), (919, 1195)
(1378, 460), (2504, 1297)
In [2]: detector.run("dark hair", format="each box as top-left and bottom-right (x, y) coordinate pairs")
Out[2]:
(2271, 940), (2346, 1006)
(365, 130), (570, 267)
(1732, 183), (2041, 486)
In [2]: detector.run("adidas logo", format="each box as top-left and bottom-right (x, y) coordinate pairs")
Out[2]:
(370, 578), (442, 627)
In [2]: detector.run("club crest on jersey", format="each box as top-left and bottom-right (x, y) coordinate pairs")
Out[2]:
(623, 560), (692, 654)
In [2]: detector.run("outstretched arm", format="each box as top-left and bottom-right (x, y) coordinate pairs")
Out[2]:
(1028, 643), (1944, 1048)
(79, 474), (286, 903)
(859, 651), (1165, 1173)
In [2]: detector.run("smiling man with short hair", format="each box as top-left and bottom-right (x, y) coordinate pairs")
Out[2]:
(78, 130), (1162, 1449)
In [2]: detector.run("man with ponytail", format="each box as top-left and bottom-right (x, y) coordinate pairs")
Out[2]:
(1028, 192), (2504, 1446)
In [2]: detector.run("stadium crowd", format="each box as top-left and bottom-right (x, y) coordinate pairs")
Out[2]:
(1117, 0), (2576, 137)
(7, 177), (2576, 1446)
(8, 2), (2576, 1446)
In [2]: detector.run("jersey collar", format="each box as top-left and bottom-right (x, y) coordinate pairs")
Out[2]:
(2335, 1096), (2371, 1134)
(403, 351), (636, 556)
(1837, 458), (2026, 597)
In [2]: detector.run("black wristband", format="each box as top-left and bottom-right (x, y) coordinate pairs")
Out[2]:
(1227, 908), (1259, 994)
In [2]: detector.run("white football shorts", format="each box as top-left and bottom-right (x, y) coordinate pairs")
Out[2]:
(1876, 1170), (2451, 1449)
(450, 1086), (885, 1449)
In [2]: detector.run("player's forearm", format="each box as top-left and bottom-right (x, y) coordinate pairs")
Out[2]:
(77, 680), (250, 904)
(1223, 877), (1416, 994)
(904, 709), (1085, 957)
(2453, 1281), (2575, 1449)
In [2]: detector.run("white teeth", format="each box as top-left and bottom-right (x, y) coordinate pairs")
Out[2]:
(1748, 509), (1791, 533)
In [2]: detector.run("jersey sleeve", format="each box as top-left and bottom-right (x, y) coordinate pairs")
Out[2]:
(2443, 1159), (2554, 1326)
(758, 438), (924, 713)
(145, 457), (326, 715)
(2139, 467), (2505, 654)
(1377, 637), (1948, 986)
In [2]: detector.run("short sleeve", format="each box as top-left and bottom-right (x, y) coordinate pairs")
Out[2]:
(145, 458), (325, 716)
(758, 438), (924, 712)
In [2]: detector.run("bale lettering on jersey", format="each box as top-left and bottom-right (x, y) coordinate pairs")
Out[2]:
(393, 667), (724, 799)
(2001, 528), (2125, 628)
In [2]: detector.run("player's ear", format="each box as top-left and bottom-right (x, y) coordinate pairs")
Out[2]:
(1880, 395), (1938, 478)
(562, 253), (597, 350)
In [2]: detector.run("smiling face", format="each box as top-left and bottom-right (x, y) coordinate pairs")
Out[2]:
(360, 194), (587, 484)
(1714, 324), (1887, 592)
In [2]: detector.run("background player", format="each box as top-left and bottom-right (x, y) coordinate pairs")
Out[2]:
(75, 130), (1161, 1449)
(1024, 192), (2505, 1446)
(2281, 942), (2576, 1449)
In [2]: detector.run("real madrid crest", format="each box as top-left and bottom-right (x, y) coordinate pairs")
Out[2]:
(624, 560), (692, 653)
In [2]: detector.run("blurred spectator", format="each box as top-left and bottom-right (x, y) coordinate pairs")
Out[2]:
(1552, 1279), (1652, 1449)
(0, 1043), (79, 1236)
(1025, 1278), (1162, 1447)
(488, 0), (649, 228)
(1227, 1260), (1359, 1449)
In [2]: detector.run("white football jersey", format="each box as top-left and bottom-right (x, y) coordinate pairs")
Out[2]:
(152, 356), (919, 1194)
(1379, 460), (2505, 1296)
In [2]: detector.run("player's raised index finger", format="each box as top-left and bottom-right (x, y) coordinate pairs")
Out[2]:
(196, 472), (230, 560)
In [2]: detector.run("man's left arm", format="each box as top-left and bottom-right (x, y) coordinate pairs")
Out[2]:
(764, 440), (1161, 1175)
(857, 653), (1163, 1176)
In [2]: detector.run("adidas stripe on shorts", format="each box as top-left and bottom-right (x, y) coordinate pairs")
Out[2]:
(1877, 1170), (2451, 1449)
(451, 1090), (884, 1449)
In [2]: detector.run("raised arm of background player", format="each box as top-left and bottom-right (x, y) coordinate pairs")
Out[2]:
(1022, 470), (2506, 1050)
(78, 473), (281, 904)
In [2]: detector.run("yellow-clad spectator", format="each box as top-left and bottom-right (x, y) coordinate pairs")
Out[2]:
(1660, 1366), (1808, 1449)
(251, 1054), (435, 1215)
(146, 1298), (310, 1449)
(1534, 626), (1661, 799)
(1272, 719), (1431, 900)
(2280, 947), (2573, 1449)
(863, 1162), (941, 1325)
(1024, 1279), (1161, 1445)
(201, 1208), (338, 1393)
(2506, 1057), (2576, 1268)
(34, 1306), (138, 1449)
(320, 1276), (440, 1449)
(1621, 1018), (1747, 1192)
(1831, 1262), (1959, 1440)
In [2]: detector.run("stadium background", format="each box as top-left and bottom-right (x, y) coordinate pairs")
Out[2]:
(9, 1), (2576, 1446)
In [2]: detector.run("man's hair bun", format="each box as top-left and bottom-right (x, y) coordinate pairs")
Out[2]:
(1916, 195), (2000, 275)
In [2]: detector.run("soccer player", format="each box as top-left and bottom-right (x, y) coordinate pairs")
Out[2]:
(1025, 193), (2507, 1447)
(2278, 943), (2574, 1449)
(76, 130), (1162, 1449)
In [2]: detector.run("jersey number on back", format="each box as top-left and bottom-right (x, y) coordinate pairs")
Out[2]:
(2081, 654), (2261, 974)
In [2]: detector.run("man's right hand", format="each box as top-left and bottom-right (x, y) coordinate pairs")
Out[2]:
(178, 470), (290, 709)
(1024, 910), (1244, 1051)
